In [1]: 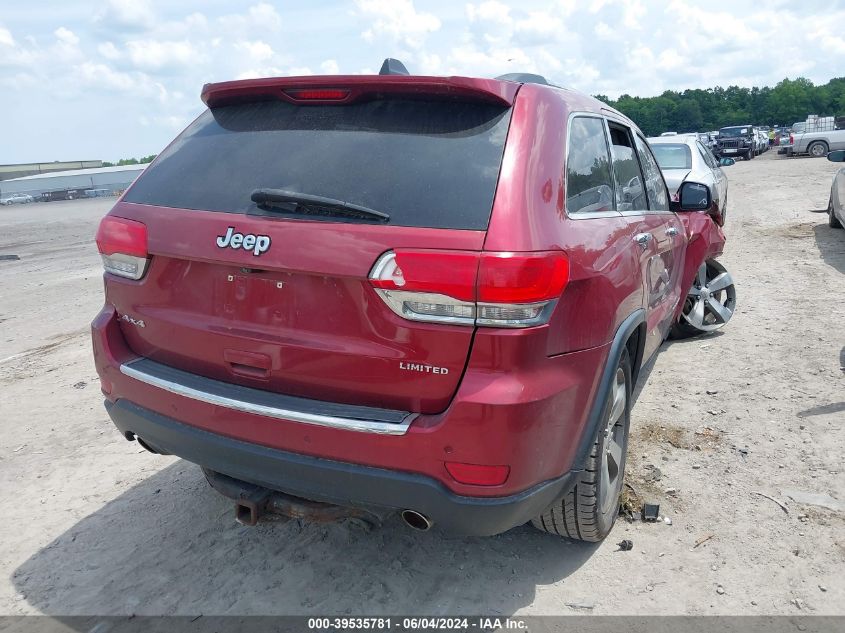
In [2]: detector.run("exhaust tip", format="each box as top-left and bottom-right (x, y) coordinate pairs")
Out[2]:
(400, 509), (433, 531)
(135, 436), (159, 454)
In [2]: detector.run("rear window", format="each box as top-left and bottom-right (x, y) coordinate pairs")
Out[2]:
(650, 143), (692, 170)
(124, 99), (513, 230)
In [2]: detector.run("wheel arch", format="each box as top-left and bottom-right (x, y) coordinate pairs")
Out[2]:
(572, 309), (645, 471)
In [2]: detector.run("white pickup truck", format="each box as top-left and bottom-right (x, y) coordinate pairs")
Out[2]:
(787, 116), (845, 157)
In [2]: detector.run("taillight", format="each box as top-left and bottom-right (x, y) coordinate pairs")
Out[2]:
(369, 250), (569, 328)
(789, 134), (794, 145)
(95, 216), (149, 280)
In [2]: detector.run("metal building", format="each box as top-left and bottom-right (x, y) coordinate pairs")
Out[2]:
(0, 160), (103, 181)
(0, 164), (147, 200)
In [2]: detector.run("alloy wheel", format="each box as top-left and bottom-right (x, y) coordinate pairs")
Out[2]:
(681, 260), (736, 331)
(599, 367), (627, 515)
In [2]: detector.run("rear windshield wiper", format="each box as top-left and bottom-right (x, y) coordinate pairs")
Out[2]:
(250, 188), (390, 223)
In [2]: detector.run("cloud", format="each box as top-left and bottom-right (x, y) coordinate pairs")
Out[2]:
(320, 59), (340, 74)
(235, 40), (275, 63)
(98, 41), (122, 60)
(513, 11), (566, 45)
(356, 0), (441, 49)
(219, 3), (282, 33)
(0, 25), (16, 47)
(95, 0), (155, 32)
(466, 1), (512, 24)
(54, 27), (79, 46)
(125, 39), (201, 71)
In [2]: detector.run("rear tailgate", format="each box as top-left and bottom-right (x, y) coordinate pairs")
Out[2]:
(104, 77), (516, 414)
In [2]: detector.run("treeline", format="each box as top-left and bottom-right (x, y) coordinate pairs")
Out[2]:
(102, 155), (156, 167)
(595, 77), (845, 136)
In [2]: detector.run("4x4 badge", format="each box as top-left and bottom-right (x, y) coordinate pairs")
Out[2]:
(216, 227), (271, 256)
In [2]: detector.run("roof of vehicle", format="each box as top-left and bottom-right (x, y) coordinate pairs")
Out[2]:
(648, 133), (700, 145)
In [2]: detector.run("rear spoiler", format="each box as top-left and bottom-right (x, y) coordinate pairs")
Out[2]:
(201, 75), (520, 108)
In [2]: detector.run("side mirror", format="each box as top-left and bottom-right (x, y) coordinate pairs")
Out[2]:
(719, 158), (735, 166)
(828, 150), (845, 163)
(678, 181), (710, 211)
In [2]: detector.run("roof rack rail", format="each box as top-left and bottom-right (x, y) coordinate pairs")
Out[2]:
(379, 58), (410, 76)
(495, 73), (549, 85)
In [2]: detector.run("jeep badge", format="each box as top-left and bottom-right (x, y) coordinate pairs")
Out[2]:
(216, 227), (271, 256)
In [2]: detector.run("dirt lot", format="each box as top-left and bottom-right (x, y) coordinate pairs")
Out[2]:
(1, 151), (843, 616)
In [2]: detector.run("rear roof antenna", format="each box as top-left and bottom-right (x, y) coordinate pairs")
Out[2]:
(379, 58), (410, 76)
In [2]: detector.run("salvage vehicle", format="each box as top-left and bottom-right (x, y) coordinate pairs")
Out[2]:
(716, 125), (756, 160)
(92, 60), (734, 541)
(648, 135), (736, 338)
(827, 150), (845, 228)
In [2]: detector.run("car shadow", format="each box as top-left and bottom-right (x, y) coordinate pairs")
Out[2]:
(12, 461), (598, 618)
(814, 223), (845, 275)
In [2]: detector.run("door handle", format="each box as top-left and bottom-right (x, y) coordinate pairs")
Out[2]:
(634, 232), (653, 248)
(666, 227), (679, 237)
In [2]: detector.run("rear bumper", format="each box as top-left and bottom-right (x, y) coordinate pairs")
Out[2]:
(106, 398), (577, 536)
(94, 303), (609, 499)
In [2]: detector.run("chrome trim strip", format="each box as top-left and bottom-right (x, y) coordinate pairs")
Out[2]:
(119, 362), (415, 435)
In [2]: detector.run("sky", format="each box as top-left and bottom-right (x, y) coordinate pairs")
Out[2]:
(2, 0), (844, 163)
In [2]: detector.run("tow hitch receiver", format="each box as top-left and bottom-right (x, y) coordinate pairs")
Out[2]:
(203, 468), (384, 528)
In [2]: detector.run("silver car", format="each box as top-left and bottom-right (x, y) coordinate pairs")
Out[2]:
(0, 193), (34, 205)
(648, 134), (730, 222)
(828, 150), (845, 229)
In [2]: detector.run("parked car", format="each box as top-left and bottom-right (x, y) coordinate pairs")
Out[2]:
(92, 62), (733, 541)
(716, 125), (756, 160)
(788, 122), (845, 158)
(756, 129), (769, 154)
(40, 189), (86, 202)
(697, 132), (718, 154)
(85, 188), (112, 198)
(827, 149), (845, 228)
(648, 134), (730, 224)
(0, 193), (34, 205)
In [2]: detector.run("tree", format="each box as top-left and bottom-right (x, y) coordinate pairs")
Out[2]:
(597, 76), (844, 135)
(101, 155), (157, 167)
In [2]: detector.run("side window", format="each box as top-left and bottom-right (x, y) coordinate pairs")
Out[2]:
(607, 122), (647, 212)
(566, 116), (615, 214)
(696, 141), (717, 169)
(634, 134), (670, 212)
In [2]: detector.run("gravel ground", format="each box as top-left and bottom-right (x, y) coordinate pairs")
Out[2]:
(0, 150), (843, 616)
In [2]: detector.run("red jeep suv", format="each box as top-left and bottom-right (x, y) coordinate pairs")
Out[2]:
(92, 64), (689, 541)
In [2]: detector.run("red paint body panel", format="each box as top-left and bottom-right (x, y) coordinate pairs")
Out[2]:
(673, 212), (727, 321)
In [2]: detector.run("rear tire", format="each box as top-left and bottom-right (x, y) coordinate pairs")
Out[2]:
(830, 196), (843, 229)
(809, 141), (828, 158)
(745, 150), (753, 160)
(532, 349), (631, 542)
